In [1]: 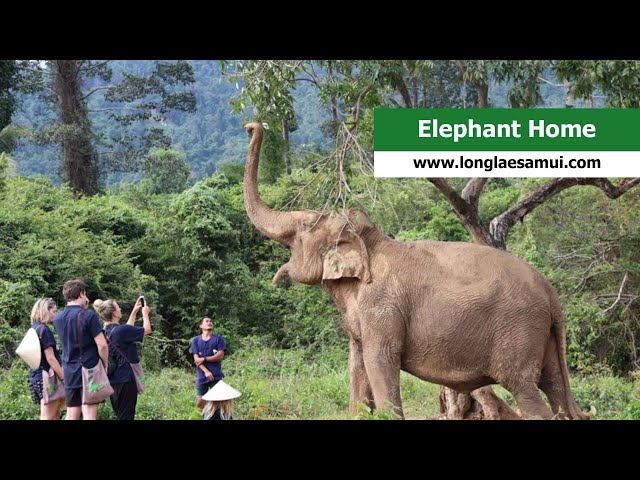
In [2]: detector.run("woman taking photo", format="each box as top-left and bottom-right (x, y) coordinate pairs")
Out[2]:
(94, 296), (151, 420)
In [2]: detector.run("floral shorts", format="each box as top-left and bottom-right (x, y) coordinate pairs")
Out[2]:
(28, 373), (43, 405)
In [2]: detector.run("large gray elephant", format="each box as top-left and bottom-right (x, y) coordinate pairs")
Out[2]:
(243, 122), (586, 420)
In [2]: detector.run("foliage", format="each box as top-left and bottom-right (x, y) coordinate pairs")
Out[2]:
(0, 177), (153, 327)
(554, 60), (640, 107)
(512, 186), (640, 373)
(0, 322), (23, 369)
(13, 60), (196, 195)
(0, 152), (13, 191)
(258, 128), (287, 184)
(0, 361), (39, 419)
(143, 149), (192, 194)
(490, 60), (546, 108)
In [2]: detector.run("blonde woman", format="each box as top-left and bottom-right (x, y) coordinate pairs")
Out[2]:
(201, 380), (241, 420)
(94, 297), (150, 420)
(28, 297), (65, 420)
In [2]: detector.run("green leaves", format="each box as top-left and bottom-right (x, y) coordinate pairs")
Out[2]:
(143, 149), (191, 194)
(554, 60), (640, 107)
(0, 177), (152, 327)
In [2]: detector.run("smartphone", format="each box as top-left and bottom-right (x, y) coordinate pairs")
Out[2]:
(139, 296), (145, 307)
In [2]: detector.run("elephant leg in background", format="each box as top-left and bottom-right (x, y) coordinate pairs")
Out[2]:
(348, 337), (374, 415)
(361, 340), (403, 418)
(506, 379), (554, 419)
(470, 386), (521, 420)
(538, 335), (587, 420)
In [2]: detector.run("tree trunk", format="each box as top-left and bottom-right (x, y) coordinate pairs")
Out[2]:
(0, 60), (17, 130)
(477, 82), (489, 108)
(392, 72), (413, 108)
(282, 119), (291, 175)
(563, 80), (574, 108)
(439, 386), (521, 420)
(52, 60), (98, 196)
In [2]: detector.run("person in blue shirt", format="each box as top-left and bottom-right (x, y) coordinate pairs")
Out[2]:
(27, 297), (65, 420)
(189, 317), (226, 411)
(94, 296), (151, 420)
(52, 279), (108, 420)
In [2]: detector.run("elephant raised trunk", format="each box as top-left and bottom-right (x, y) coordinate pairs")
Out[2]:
(243, 122), (296, 245)
(241, 123), (586, 420)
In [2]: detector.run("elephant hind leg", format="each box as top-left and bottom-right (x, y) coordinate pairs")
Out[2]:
(539, 335), (587, 420)
(509, 382), (554, 420)
(540, 372), (585, 420)
(539, 334), (569, 417)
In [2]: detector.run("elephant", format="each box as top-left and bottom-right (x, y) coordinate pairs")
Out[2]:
(243, 122), (587, 420)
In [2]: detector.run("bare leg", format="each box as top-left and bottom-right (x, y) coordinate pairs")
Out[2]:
(40, 399), (62, 420)
(82, 403), (99, 420)
(66, 406), (81, 420)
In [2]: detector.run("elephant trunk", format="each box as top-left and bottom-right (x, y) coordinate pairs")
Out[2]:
(243, 123), (296, 245)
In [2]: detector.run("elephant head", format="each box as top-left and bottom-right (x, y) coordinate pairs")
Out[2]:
(243, 122), (372, 286)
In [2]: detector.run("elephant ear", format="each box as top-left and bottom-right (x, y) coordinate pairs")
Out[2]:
(322, 232), (371, 283)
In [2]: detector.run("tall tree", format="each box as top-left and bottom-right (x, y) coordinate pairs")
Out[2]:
(16, 60), (196, 196)
(0, 60), (17, 131)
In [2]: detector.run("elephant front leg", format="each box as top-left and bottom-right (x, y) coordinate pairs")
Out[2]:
(362, 343), (403, 419)
(349, 338), (374, 415)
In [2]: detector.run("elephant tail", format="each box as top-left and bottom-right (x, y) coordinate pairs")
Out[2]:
(551, 305), (587, 420)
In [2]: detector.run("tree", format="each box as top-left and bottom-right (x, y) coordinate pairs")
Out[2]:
(259, 127), (287, 184)
(15, 60), (196, 196)
(0, 61), (20, 189)
(0, 60), (19, 164)
(0, 60), (17, 131)
(143, 149), (191, 194)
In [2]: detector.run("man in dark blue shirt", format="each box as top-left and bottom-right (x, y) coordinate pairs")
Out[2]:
(189, 317), (226, 411)
(52, 279), (109, 420)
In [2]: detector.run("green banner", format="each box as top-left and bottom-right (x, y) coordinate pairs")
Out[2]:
(374, 108), (640, 151)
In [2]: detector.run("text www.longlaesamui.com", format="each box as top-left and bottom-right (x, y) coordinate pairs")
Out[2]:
(413, 155), (601, 172)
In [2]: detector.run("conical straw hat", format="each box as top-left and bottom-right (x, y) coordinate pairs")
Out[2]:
(202, 380), (241, 401)
(16, 328), (41, 369)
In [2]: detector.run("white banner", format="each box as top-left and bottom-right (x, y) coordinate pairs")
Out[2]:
(374, 151), (640, 178)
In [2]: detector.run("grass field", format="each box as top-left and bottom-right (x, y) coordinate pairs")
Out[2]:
(1, 342), (639, 420)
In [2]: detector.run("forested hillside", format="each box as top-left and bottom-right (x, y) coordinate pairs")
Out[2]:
(11, 61), (329, 183)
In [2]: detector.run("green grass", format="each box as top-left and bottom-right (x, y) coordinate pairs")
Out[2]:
(2, 343), (639, 419)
